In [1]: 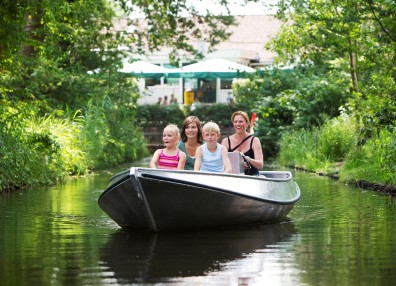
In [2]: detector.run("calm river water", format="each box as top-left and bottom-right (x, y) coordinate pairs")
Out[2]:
(1, 161), (395, 286)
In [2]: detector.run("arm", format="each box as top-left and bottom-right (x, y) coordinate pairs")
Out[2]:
(247, 137), (264, 170)
(149, 149), (161, 168)
(221, 136), (230, 150)
(194, 146), (203, 171)
(177, 151), (186, 170)
(221, 146), (233, 174)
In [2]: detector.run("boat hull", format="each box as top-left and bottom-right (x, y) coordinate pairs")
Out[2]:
(98, 168), (300, 231)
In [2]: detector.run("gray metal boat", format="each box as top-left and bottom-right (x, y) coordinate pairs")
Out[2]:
(98, 167), (301, 231)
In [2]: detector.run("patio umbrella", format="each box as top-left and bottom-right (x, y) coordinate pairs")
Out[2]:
(119, 60), (169, 78)
(167, 58), (256, 79)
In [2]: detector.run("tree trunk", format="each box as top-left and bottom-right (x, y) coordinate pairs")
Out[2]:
(348, 38), (359, 92)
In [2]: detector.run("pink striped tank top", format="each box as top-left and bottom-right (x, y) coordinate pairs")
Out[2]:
(158, 149), (180, 169)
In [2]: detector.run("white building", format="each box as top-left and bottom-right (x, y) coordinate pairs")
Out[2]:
(114, 15), (283, 104)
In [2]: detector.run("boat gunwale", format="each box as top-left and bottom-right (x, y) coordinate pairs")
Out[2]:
(140, 172), (300, 205)
(135, 167), (295, 182)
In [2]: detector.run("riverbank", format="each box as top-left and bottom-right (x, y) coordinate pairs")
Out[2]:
(292, 166), (396, 195)
(277, 117), (396, 195)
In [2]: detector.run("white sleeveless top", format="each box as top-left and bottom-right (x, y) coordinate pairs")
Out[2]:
(201, 143), (224, 172)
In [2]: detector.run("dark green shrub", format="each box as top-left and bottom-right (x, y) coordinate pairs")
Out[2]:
(233, 67), (351, 159)
(136, 102), (250, 128)
(136, 104), (187, 127)
(186, 103), (249, 126)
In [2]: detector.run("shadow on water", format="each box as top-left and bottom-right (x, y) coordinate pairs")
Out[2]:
(99, 222), (297, 284)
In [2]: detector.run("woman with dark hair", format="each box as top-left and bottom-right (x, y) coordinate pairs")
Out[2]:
(221, 111), (264, 175)
(177, 116), (203, 170)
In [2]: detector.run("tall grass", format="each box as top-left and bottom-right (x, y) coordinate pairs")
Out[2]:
(27, 113), (88, 176)
(340, 128), (396, 185)
(82, 96), (149, 169)
(278, 114), (396, 186)
(278, 114), (357, 174)
(0, 104), (68, 191)
(0, 98), (149, 192)
(278, 128), (321, 171)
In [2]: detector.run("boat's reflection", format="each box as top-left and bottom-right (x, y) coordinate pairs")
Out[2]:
(100, 223), (297, 284)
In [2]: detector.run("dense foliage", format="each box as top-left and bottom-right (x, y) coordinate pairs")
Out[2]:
(136, 102), (249, 128)
(1, 0), (395, 191)
(228, 0), (396, 187)
(233, 67), (351, 159)
(0, 0), (242, 192)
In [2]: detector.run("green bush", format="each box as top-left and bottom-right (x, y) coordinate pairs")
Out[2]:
(187, 103), (249, 126)
(278, 114), (358, 173)
(317, 115), (357, 162)
(340, 128), (396, 185)
(136, 104), (187, 127)
(233, 67), (351, 159)
(136, 102), (249, 128)
(80, 96), (150, 170)
(0, 103), (67, 191)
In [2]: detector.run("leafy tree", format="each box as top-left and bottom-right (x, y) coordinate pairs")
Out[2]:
(265, 0), (396, 157)
(0, 0), (254, 190)
(234, 66), (350, 159)
(114, 0), (237, 64)
(271, 0), (396, 122)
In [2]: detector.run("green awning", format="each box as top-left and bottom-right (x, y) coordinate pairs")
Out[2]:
(166, 58), (256, 79)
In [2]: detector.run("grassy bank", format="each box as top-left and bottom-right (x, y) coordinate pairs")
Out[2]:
(278, 114), (396, 194)
(0, 101), (149, 193)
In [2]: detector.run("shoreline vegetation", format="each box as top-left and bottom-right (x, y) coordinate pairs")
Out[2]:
(293, 166), (396, 195)
(1, 103), (395, 195)
(1, 1), (396, 197)
(277, 115), (396, 195)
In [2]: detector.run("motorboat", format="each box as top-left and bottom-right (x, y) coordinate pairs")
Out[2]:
(98, 166), (300, 231)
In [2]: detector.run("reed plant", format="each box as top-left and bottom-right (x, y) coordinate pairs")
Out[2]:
(340, 128), (396, 185)
(0, 97), (149, 192)
(82, 96), (149, 169)
(278, 114), (357, 175)
(279, 113), (396, 186)
(278, 128), (322, 172)
(0, 103), (68, 191)
(29, 113), (88, 176)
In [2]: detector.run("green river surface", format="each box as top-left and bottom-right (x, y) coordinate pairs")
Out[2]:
(1, 160), (395, 286)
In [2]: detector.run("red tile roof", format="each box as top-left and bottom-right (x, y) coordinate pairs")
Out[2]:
(113, 15), (283, 66)
(214, 15), (283, 65)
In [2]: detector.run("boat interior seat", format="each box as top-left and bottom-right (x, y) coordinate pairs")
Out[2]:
(228, 152), (245, 174)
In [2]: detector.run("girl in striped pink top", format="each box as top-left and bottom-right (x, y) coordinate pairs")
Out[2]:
(149, 124), (186, 170)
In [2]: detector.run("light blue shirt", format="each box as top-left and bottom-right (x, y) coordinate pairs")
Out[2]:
(201, 143), (224, 172)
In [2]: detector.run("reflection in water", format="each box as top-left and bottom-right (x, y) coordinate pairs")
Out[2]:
(100, 223), (297, 284)
(2, 167), (396, 286)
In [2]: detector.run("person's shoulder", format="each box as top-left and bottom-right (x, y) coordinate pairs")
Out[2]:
(252, 136), (262, 144)
(196, 145), (204, 153)
(221, 135), (230, 143)
(220, 144), (228, 152)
